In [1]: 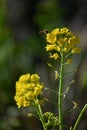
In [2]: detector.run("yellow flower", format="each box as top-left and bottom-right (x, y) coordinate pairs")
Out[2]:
(66, 59), (72, 64)
(34, 84), (43, 96)
(51, 28), (59, 35)
(45, 27), (81, 59)
(72, 47), (81, 54)
(46, 28), (59, 44)
(60, 27), (69, 33)
(46, 33), (57, 44)
(49, 53), (59, 60)
(14, 73), (44, 108)
(68, 36), (80, 45)
(63, 47), (68, 52)
(45, 44), (57, 51)
(57, 38), (65, 46)
(19, 73), (30, 83)
(14, 96), (30, 108)
(31, 74), (40, 82)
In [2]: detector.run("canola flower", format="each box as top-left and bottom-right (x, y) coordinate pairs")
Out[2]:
(14, 73), (44, 108)
(45, 27), (81, 60)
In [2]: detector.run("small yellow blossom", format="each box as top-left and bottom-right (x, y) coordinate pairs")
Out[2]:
(31, 74), (40, 82)
(49, 53), (59, 60)
(45, 44), (57, 51)
(14, 73), (44, 108)
(66, 59), (72, 64)
(68, 36), (80, 46)
(57, 38), (66, 47)
(46, 28), (59, 44)
(19, 73), (30, 83)
(56, 46), (61, 51)
(72, 47), (81, 54)
(46, 33), (57, 44)
(51, 28), (59, 35)
(63, 47), (69, 52)
(60, 27), (69, 33)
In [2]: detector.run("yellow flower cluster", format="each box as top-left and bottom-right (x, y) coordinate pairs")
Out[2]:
(45, 27), (81, 60)
(14, 73), (44, 108)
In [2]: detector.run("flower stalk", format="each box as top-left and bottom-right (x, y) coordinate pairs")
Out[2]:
(58, 52), (64, 130)
(36, 103), (47, 130)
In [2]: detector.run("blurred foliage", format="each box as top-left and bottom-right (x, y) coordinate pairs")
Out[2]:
(0, 0), (87, 130)
(34, 0), (63, 29)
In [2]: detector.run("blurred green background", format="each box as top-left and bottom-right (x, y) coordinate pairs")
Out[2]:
(0, 0), (87, 130)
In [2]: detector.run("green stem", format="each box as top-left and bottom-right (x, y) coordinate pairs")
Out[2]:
(73, 104), (87, 130)
(37, 103), (47, 130)
(58, 52), (64, 130)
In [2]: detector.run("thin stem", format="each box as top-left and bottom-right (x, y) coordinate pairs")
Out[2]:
(72, 104), (87, 130)
(37, 103), (47, 130)
(58, 52), (64, 130)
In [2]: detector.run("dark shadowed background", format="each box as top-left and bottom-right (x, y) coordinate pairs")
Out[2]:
(0, 0), (87, 130)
